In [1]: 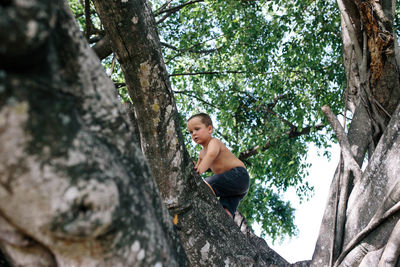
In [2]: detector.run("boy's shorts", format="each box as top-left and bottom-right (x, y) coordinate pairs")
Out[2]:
(205, 167), (250, 218)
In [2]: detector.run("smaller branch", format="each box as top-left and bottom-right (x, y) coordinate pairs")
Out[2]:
(173, 90), (218, 109)
(114, 82), (126, 88)
(321, 105), (362, 182)
(161, 42), (221, 55)
(156, 0), (204, 24)
(266, 109), (296, 130)
(169, 70), (250, 77)
(107, 54), (116, 77)
(238, 123), (325, 161)
(155, 0), (202, 15)
(154, 0), (172, 15)
(84, 0), (91, 39)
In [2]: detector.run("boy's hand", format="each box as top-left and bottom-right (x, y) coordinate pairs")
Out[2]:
(193, 160), (200, 174)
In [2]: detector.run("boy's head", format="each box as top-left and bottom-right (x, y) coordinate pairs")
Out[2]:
(187, 113), (213, 128)
(187, 113), (213, 145)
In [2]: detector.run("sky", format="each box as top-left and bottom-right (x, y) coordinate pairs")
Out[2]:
(256, 143), (340, 263)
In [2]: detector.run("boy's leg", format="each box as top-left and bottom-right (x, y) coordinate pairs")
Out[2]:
(203, 180), (216, 195)
(219, 196), (242, 219)
(224, 208), (233, 218)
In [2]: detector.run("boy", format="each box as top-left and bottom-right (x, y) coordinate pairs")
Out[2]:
(187, 113), (250, 218)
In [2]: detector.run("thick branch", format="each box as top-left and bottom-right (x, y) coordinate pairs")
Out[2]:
(334, 181), (400, 267)
(337, 0), (363, 68)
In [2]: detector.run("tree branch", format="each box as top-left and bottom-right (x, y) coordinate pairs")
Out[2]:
(169, 70), (263, 77)
(161, 41), (221, 54)
(154, 0), (172, 14)
(93, 35), (112, 60)
(84, 0), (91, 39)
(173, 90), (218, 109)
(322, 105), (362, 181)
(238, 123), (325, 161)
(156, 0), (204, 24)
(378, 218), (400, 266)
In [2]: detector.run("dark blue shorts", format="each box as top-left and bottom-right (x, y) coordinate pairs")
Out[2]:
(205, 167), (250, 217)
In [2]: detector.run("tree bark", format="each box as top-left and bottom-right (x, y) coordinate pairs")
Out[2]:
(312, 1), (400, 266)
(0, 0), (187, 265)
(3, 0), (400, 266)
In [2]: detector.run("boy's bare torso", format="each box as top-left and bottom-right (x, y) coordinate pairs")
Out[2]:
(198, 138), (245, 174)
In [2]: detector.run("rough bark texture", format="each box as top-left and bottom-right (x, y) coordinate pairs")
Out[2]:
(312, 0), (400, 266)
(0, 0), (187, 266)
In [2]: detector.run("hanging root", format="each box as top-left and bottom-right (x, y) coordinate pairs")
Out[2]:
(322, 105), (364, 266)
(334, 181), (400, 266)
(378, 218), (400, 266)
(321, 105), (363, 182)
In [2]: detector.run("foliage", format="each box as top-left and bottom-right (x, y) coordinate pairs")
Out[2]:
(68, 0), (345, 241)
(153, 0), (344, 240)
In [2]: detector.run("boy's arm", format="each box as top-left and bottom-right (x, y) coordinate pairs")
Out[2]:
(195, 139), (220, 174)
(194, 154), (202, 169)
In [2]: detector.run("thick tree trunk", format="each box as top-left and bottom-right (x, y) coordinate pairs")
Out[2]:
(312, 0), (400, 266)
(0, 0), (187, 266)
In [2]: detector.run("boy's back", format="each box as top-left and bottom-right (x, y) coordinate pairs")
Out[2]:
(198, 138), (245, 174)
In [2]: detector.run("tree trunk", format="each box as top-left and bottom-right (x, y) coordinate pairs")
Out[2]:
(312, 0), (400, 266)
(0, 0), (187, 266)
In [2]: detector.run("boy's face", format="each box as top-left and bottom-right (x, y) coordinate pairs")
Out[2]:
(187, 117), (213, 145)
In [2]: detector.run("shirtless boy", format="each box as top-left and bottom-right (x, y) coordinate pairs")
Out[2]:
(187, 113), (250, 218)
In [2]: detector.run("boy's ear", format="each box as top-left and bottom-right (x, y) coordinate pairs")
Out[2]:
(208, 125), (213, 133)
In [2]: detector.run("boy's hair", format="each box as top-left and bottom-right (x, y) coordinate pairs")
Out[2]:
(187, 113), (213, 127)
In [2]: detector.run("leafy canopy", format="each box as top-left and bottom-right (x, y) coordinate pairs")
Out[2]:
(69, 0), (345, 241)
(151, 0), (344, 241)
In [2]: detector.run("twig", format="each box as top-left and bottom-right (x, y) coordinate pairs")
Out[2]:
(85, 0), (91, 39)
(169, 70), (250, 77)
(173, 90), (218, 109)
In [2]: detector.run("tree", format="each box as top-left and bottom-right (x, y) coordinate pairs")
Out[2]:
(311, 0), (400, 266)
(0, 0), (288, 266)
(2, 1), (400, 267)
(68, 0), (345, 241)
